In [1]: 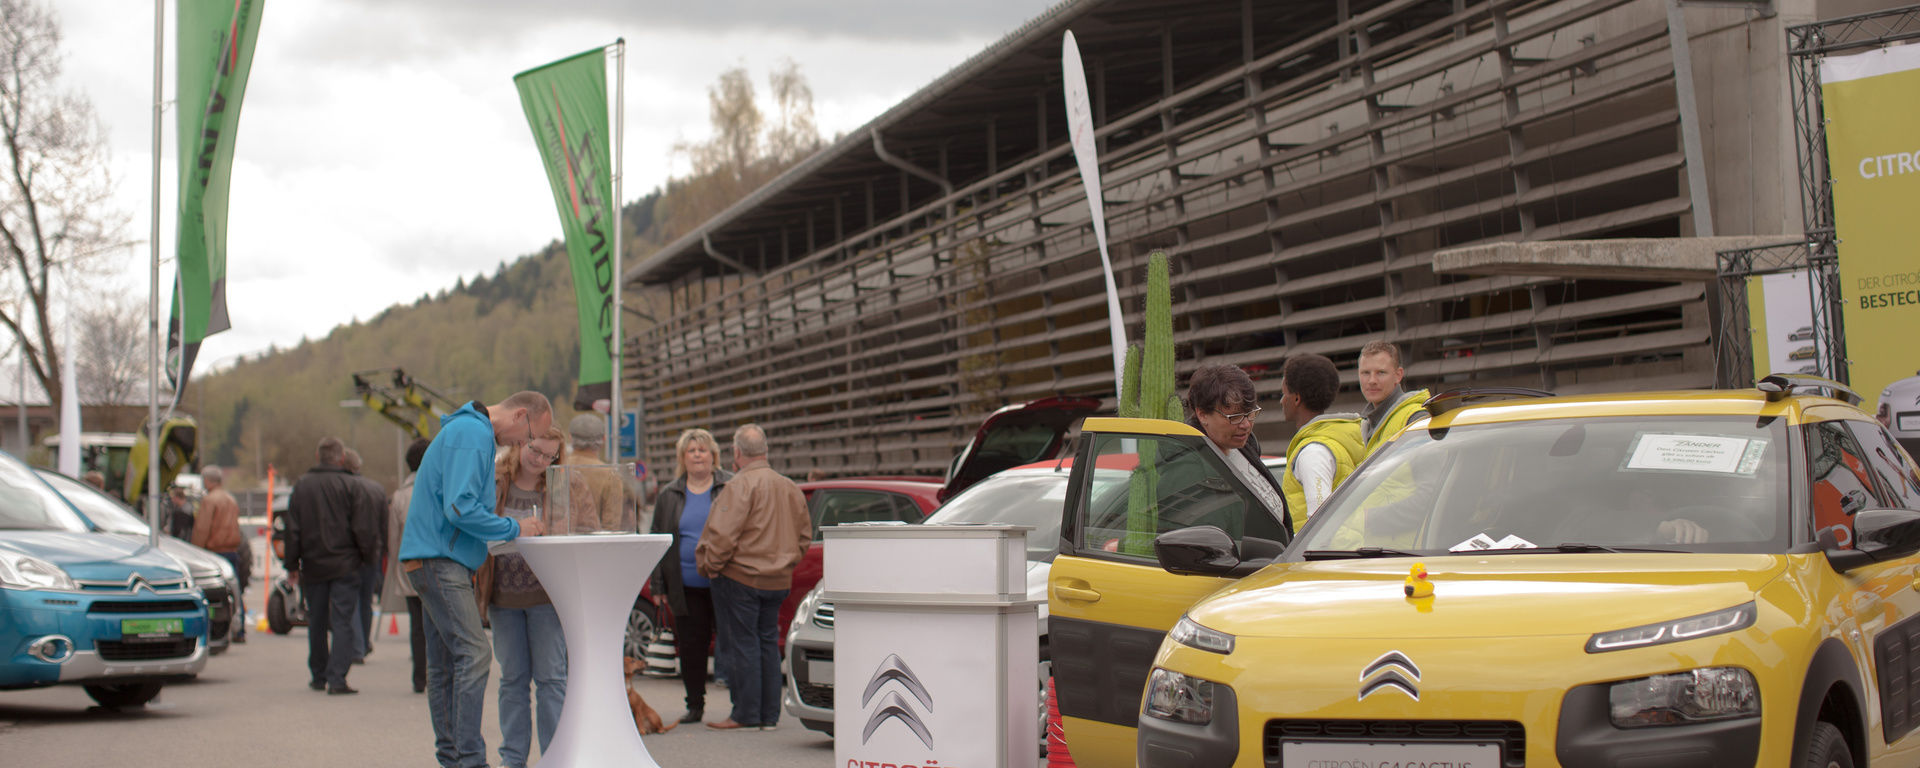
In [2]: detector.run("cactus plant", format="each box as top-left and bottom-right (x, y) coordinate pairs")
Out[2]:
(1122, 251), (1178, 554)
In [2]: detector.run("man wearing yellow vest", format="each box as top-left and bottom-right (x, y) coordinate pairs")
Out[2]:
(1278, 353), (1365, 533)
(1357, 340), (1430, 459)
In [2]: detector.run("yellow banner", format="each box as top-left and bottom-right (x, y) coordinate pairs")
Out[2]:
(1822, 43), (1920, 406)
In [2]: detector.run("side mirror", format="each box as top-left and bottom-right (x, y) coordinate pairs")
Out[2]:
(1154, 526), (1274, 578)
(1826, 509), (1920, 572)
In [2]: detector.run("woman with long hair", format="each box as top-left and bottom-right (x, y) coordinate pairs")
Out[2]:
(649, 428), (731, 725)
(475, 423), (568, 768)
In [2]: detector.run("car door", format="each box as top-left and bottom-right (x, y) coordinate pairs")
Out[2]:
(1813, 417), (1920, 760)
(1049, 418), (1289, 767)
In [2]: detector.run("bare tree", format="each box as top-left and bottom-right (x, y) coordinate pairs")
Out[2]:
(75, 291), (144, 408)
(765, 59), (820, 166)
(0, 0), (128, 413)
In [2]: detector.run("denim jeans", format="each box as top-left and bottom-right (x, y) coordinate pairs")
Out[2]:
(409, 559), (493, 768)
(302, 570), (362, 689)
(356, 562), (381, 657)
(490, 603), (566, 768)
(712, 575), (787, 726)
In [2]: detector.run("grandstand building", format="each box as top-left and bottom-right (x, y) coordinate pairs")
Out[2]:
(625, 0), (1864, 476)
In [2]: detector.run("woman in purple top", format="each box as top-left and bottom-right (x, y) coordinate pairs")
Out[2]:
(649, 428), (732, 724)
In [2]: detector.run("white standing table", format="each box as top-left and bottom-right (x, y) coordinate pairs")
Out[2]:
(515, 533), (671, 768)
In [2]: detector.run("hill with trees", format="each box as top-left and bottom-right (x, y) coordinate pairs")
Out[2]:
(193, 63), (823, 492)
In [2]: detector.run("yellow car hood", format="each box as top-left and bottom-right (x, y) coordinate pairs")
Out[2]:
(1187, 554), (1787, 639)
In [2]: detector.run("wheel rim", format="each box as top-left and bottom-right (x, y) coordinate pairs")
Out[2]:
(624, 606), (657, 660)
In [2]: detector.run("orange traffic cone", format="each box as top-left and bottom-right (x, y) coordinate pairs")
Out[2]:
(388, 614), (401, 636)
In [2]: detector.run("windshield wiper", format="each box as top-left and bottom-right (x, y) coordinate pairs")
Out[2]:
(1499, 542), (1686, 554)
(1302, 547), (1425, 560)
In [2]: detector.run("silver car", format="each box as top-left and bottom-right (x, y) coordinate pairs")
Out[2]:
(782, 462), (1130, 739)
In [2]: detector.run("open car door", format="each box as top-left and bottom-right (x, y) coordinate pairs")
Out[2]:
(1049, 418), (1290, 766)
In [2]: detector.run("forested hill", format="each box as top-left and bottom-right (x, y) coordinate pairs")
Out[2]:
(193, 192), (663, 492)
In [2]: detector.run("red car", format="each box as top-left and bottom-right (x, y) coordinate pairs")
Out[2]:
(631, 396), (1100, 670)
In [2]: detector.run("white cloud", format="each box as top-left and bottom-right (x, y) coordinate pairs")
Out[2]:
(50, 0), (1050, 364)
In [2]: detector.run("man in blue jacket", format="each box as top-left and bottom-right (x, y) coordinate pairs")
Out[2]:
(400, 391), (552, 768)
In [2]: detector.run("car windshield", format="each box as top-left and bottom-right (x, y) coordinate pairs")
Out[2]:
(1295, 415), (1791, 555)
(0, 456), (91, 532)
(926, 470), (1125, 561)
(38, 470), (149, 534)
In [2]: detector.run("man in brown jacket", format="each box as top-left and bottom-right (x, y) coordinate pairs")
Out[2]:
(695, 423), (809, 732)
(190, 466), (249, 642)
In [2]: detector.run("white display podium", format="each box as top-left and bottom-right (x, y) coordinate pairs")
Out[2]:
(825, 524), (1040, 768)
(516, 533), (670, 768)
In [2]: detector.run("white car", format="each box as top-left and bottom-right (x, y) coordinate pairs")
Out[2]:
(782, 461), (1130, 738)
(1880, 370), (1920, 460)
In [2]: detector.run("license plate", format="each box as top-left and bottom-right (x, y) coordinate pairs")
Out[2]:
(807, 659), (833, 685)
(1281, 740), (1501, 767)
(1898, 412), (1920, 433)
(121, 618), (184, 640)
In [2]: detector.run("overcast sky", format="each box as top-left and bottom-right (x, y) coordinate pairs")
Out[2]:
(52, 0), (1058, 369)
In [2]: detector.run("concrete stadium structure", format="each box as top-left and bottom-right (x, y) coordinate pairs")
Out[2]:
(623, 0), (1895, 477)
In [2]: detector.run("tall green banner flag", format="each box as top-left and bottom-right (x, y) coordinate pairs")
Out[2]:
(515, 49), (615, 407)
(170, 0), (264, 399)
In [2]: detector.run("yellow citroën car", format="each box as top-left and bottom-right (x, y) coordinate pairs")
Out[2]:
(1049, 375), (1920, 768)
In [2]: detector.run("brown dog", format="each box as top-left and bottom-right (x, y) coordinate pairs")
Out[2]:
(624, 657), (675, 734)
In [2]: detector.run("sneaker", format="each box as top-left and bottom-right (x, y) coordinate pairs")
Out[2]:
(759, 723), (778, 731)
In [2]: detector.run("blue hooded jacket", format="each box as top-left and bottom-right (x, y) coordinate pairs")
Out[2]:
(398, 402), (519, 569)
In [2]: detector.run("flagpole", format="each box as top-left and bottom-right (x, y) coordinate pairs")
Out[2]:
(608, 37), (624, 464)
(147, 0), (164, 550)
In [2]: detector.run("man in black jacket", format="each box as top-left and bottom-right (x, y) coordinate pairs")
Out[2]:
(285, 436), (380, 695)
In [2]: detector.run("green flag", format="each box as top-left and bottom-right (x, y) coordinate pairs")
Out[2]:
(514, 49), (615, 407)
(171, 0), (265, 397)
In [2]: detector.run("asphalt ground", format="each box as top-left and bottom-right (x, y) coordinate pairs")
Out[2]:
(0, 608), (835, 767)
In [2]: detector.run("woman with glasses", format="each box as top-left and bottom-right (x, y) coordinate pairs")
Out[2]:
(1185, 363), (1291, 534)
(475, 424), (569, 768)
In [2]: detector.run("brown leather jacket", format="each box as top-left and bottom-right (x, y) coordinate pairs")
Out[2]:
(191, 489), (244, 553)
(694, 459), (811, 590)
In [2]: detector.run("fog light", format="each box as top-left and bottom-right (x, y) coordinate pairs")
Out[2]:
(1144, 667), (1215, 725)
(1609, 667), (1760, 728)
(28, 635), (73, 663)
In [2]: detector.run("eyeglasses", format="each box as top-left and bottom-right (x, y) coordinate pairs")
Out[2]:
(1218, 406), (1261, 426)
(525, 445), (559, 463)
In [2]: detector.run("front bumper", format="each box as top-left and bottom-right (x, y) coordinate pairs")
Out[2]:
(782, 627), (836, 730)
(1, 588), (210, 689)
(1138, 634), (1779, 768)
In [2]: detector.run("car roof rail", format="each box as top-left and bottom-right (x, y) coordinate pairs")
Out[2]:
(1757, 373), (1861, 405)
(1423, 386), (1556, 418)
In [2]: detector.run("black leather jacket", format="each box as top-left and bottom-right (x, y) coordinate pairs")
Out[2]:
(649, 470), (733, 617)
(284, 465), (380, 582)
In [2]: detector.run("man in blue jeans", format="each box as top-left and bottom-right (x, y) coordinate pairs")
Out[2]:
(695, 424), (811, 731)
(399, 392), (551, 768)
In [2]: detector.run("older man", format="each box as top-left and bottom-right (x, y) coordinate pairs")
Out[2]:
(399, 391), (550, 768)
(190, 466), (248, 643)
(285, 437), (380, 695)
(696, 424), (810, 731)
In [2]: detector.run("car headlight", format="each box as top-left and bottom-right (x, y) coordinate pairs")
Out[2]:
(1609, 667), (1760, 728)
(1170, 615), (1234, 654)
(0, 551), (77, 591)
(1587, 602), (1755, 653)
(1144, 667), (1216, 725)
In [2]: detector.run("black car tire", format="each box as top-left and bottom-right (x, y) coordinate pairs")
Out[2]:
(1801, 721), (1854, 768)
(267, 589), (292, 635)
(623, 598), (659, 663)
(84, 682), (163, 709)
